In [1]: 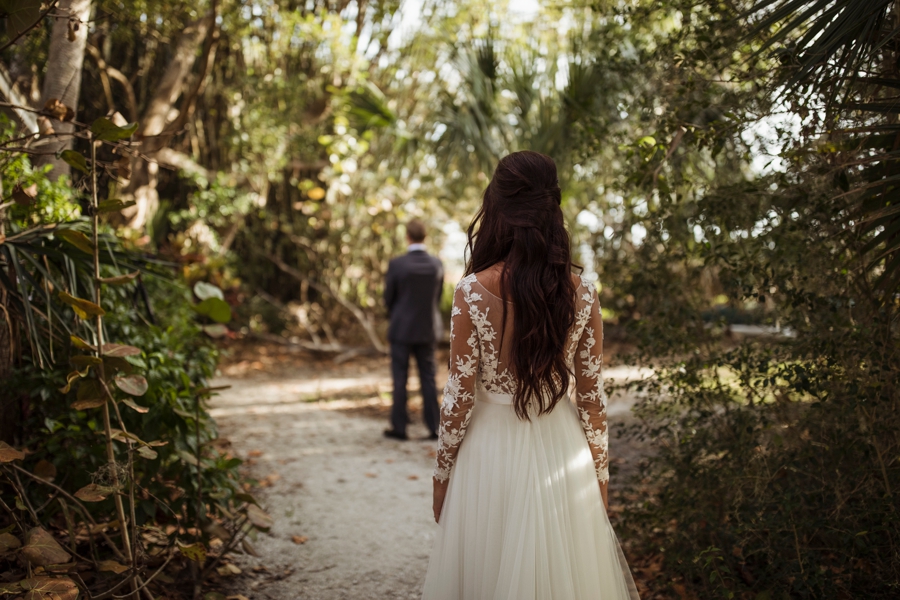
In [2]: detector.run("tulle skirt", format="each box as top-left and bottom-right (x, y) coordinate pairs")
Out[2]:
(422, 388), (640, 600)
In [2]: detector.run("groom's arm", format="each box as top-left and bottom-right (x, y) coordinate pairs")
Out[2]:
(384, 260), (398, 315)
(434, 259), (444, 309)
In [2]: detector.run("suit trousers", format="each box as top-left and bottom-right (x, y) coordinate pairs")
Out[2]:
(390, 342), (440, 436)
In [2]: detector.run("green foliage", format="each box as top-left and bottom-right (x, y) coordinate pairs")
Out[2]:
(0, 118), (80, 225)
(569, 1), (900, 595)
(0, 113), (262, 597)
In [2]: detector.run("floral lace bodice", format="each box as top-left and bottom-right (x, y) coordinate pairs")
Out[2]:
(434, 273), (609, 485)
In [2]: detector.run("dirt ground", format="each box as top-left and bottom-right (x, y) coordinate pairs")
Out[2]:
(210, 340), (652, 599)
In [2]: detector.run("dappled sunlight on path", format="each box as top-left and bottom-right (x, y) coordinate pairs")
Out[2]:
(208, 348), (650, 599)
(211, 369), (437, 599)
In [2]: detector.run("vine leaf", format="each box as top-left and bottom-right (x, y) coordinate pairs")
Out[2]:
(101, 343), (141, 357)
(193, 281), (224, 300)
(179, 542), (206, 563)
(121, 399), (149, 415)
(0, 442), (25, 463)
(70, 335), (96, 351)
(74, 484), (115, 502)
(201, 324), (228, 338)
(59, 367), (89, 394)
(70, 355), (102, 368)
(58, 291), (105, 319)
(59, 150), (88, 173)
(103, 356), (133, 375)
(76, 380), (104, 403)
(72, 378), (106, 408)
(115, 375), (148, 397)
(90, 117), (138, 142)
(98, 271), (140, 285)
(20, 528), (71, 567)
(136, 445), (157, 459)
(55, 229), (93, 254)
(194, 297), (232, 323)
(71, 398), (106, 410)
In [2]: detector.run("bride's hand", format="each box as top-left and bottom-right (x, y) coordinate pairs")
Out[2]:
(433, 478), (449, 523)
(600, 481), (609, 511)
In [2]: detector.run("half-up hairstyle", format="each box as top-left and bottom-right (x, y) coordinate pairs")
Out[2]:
(465, 150), (577, 420)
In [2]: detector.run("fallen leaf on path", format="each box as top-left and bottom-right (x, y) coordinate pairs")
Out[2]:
(259, 472), (280, 487)
(408, 475), (419, 480)
(385, 459), (394, 463)
(247, 449), (263, 457)
(227, 596), (251, 600)
(364, 472), (377, 478)
(217, 563), (242, 576)
(291, 535), (308, 545)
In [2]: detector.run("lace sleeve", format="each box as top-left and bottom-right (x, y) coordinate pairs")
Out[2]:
(573, 284), (609, 484)
(434, 278), (480, 483)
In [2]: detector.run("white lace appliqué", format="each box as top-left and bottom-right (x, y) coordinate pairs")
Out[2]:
(434, 273), (610, 486)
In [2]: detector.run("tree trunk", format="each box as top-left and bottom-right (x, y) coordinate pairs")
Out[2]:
(120, 12), (214, 230)
(35, 0), (92, 181)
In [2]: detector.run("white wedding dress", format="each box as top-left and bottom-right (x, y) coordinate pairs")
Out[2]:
(422, 273), (640, 600)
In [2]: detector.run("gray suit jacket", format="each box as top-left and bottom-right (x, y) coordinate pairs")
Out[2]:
(384, 250), (444, 344)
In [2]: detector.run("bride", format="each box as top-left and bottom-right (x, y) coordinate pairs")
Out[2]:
(422, 151), (640, 599)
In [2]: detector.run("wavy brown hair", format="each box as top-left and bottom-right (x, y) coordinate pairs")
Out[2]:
(465, 151), (577, 419)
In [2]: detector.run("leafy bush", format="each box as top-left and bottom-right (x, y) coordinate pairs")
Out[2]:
(605, 174), (900, 597)
(7, 270), (240, 527)
(0, 124), (262, 598)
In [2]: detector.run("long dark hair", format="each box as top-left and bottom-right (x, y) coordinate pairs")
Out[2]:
(465, 151), (577, 420)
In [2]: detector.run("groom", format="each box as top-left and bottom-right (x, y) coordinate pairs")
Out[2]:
(383, 219), (444, 441)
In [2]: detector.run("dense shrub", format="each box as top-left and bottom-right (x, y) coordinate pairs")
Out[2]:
(6, 270), (242, 527)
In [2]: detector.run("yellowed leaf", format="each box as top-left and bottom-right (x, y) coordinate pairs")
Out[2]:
(179, 542), (206, 563)
(0, 441), (25, 463)
(216, 563), (241, 576)
(74, 483), (115, 502)
(98, 559), (129, 574)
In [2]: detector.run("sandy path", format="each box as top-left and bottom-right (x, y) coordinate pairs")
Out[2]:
(209, 360), (649, 600)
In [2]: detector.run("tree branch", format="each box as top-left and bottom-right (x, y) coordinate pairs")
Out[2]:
(85, 44), (138, 121)
(0, 0), (61, 54)
(264, 253), (387, 353)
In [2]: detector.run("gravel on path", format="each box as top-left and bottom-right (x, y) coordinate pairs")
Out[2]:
(209, 360), (650, 600)
(211, 375), (438, 600)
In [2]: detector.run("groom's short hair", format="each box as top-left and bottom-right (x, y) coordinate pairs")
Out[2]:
(406, 219), (426, 243)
